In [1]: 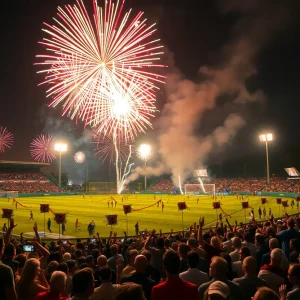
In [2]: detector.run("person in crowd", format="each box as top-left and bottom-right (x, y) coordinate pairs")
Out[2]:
(90, 266), (119, 300)
(14, 254), (27, 282)
(242, 232), (257, 258)
(256, 234), (269, 271)
(179, 251), (209, 288)
(65, 260), (76, 295)
(279, 264), (300, 300)
(151, 250), (199, 300)
(198, 217), (223, 262)
(199, 256), (244, 300)
(233, 256), (267, 300)
(261, 238), (280, 267)
(276, 217), (300, 257)
(16, 258), (49, 300)
(253, 287), (280, 300)
(258, 248), (288, 294)
(46, 261), (59, 282)
(178, 243), (190, 272)
(122, 255), (156, 300)
(289, 239), (300, 263)
(141, 250), (161, 284)
(203, 281), (230, 300)
(95, 255), (117, 286)
(229, 237), (242, 265)
(107, 244), (123, 272)
(2, 243), (18, 278)
(222, 232), (234, 254)
(0, 238), (17, 300)
(232, 246), (251, 278)
(35, 271), (68, 300)
(115, 282), (146, 300)
(122, 249), (139, 277)
(71, 268), (95, 300)
(144, 230), (166, 276)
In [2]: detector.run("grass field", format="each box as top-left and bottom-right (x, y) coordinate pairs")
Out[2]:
(0, 194), (297, 239)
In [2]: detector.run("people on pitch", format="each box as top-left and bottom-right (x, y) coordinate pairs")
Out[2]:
(29, 211), (34, 220)
(47, 218), (52, 233)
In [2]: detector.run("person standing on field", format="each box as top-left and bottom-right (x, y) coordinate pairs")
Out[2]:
(135, 222), (139, 236)
(47, 218), (52, 233)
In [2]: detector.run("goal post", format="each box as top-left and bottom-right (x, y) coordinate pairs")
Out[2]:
(184, 184), (215, 196)
(0, 191), (19, 198)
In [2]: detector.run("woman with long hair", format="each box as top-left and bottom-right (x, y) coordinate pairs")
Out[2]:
(16, 258), (49, 300)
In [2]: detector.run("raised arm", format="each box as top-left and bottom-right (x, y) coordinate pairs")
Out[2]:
(197, 217), (205, 247)
(145, 229), (156, 249)
(4, 218), (17, 245)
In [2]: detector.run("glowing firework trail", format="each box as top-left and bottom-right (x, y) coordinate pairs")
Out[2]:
(113, 130), (134, 194)
(197, 171), (206, 194)
(36, 0), (165, 139)
(0, 126), (14, 153)
(30, 134), (56, 162)
(92, 131), (131, 164)
(178, 175), (184, 195)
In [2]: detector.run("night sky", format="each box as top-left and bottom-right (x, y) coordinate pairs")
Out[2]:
(1, 0), (300, 182)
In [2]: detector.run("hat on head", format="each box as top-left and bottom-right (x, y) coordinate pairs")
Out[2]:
(208, 281), (230, 299)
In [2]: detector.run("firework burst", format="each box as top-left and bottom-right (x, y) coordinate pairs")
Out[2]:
(36, 0), (165, 139)
(93, 131), (132, 164)
(0, 126), (14, 153)
(30, 134), (56, 163)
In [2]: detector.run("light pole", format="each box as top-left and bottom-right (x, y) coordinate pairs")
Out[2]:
(54, 143), (67, 188)
(259, 133), (273, 184)
(137, 144), (151, 190)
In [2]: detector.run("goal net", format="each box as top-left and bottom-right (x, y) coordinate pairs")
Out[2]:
(88, 182), (116, 193)
(0, 191), (19, 198)
(184, 184), (215, 196)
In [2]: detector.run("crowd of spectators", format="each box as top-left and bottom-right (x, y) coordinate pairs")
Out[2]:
(150, 177), (300, 194)
(0, 170), (60, 193)
(1, 212), (300, 300)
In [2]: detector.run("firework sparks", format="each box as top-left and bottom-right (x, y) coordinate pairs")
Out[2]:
(178, 175), (184, 195)
(93, 131), (131, 164)
(0, 126), (14, 153)
(137, 143), (151, 161)
(36, 0), (165, 139)
(114, 132), (134, 194)
(74, 151), (86, 163)
(30, 134), (56, 162)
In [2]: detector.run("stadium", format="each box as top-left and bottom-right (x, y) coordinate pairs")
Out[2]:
(0, 1), (300, 300)
(0, 160), (299, 239)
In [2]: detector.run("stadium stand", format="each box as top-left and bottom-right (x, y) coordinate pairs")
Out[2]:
(0, 161), (60, 193)
(149, 177), (300, 193)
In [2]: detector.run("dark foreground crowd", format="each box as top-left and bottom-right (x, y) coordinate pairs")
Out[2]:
(1, 213), (300, 300)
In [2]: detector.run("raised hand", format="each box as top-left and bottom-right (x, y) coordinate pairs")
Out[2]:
(199, 217), (205, 228)
(33, 222), (38, 232)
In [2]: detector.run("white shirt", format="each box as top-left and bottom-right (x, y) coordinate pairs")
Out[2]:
(90, 282), (119, 300)
(242, 241), (258, 258)
(230, 249), (240, 264)
(179, 268), (209, 288)
(222, 239), (233, 254)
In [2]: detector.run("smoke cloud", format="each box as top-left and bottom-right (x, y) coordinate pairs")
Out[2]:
(127, 0), (299, 186)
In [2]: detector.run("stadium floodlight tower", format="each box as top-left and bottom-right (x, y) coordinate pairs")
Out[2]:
(259, 133), (273, 184)
(137, 144), (151, 190)
(54, 143), (68, 188)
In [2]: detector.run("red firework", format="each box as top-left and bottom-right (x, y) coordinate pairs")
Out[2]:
(30, 134), (56, 163)
(92, 131), (133, 164)
(0, 126), (14, 153)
